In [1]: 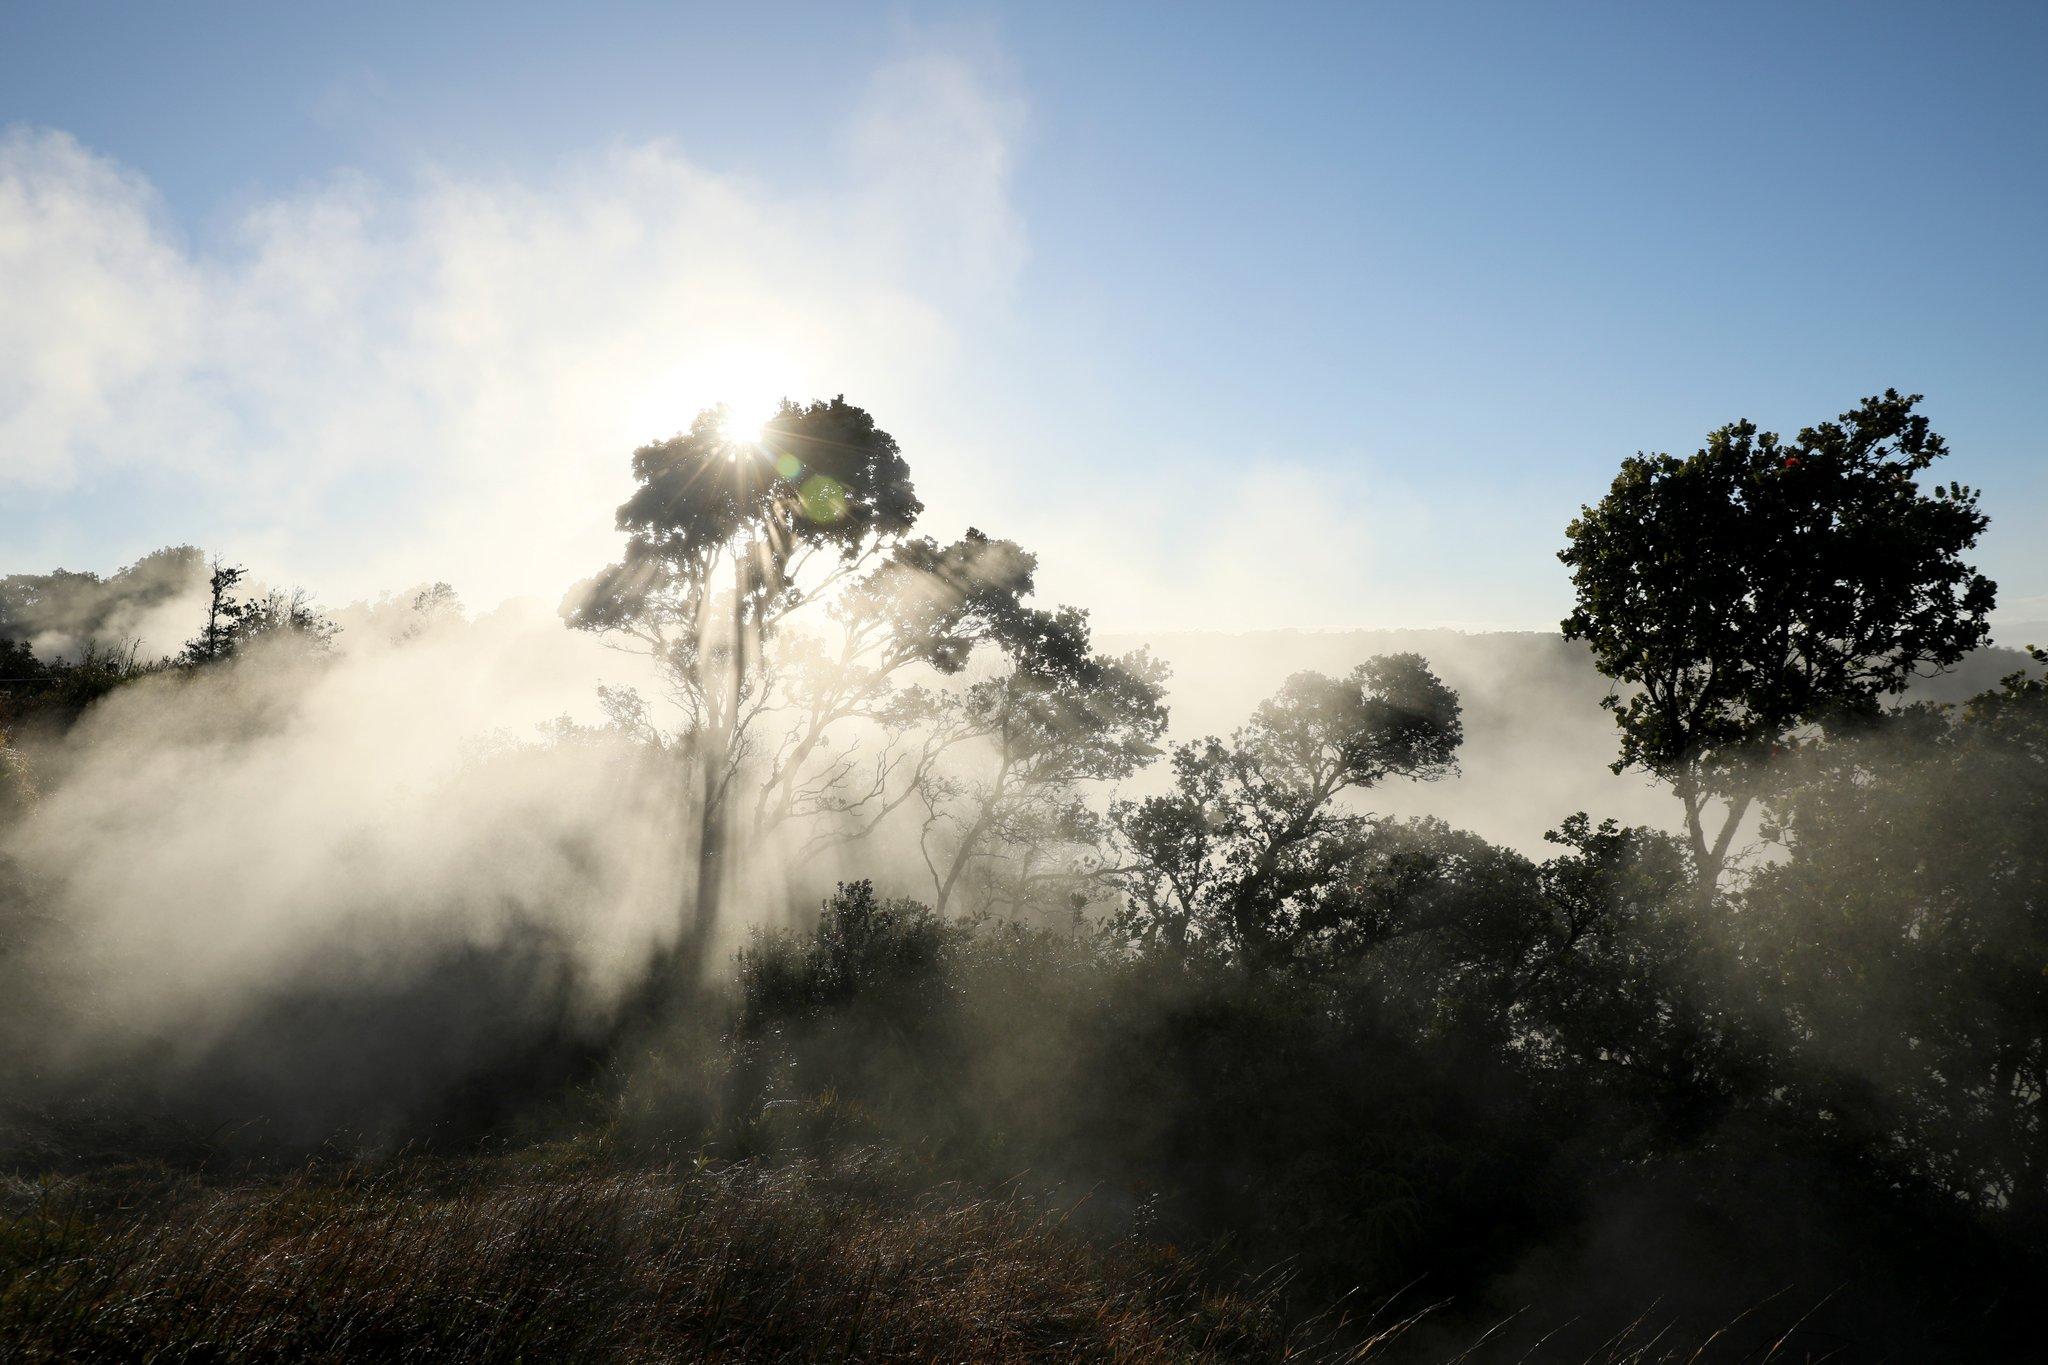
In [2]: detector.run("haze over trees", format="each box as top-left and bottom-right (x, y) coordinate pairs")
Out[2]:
(3, 390), (2044, 1359)
(910, 598), (1167, 915)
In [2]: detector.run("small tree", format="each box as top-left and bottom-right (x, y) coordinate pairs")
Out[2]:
(180, 562), (337, 663)
(182, 558), (249, 665)
(913, 604), (1168, 917)
(751, 528), (1040, 850)
(409, 582), (463, 633)
(1560, 390), (1995, 892)
(238, 588), (340, 651)
(1113, 654), (1462, 968)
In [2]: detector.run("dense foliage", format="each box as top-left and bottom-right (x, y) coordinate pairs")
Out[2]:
(1560, 391), (1995, 888)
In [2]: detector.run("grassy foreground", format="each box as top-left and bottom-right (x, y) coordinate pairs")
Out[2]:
(0, 1146), (1361, 1363)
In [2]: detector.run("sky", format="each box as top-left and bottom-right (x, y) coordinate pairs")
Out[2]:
(2, 1), (2044, 634)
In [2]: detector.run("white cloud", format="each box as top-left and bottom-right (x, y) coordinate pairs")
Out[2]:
(0, 49), (1025, 607)
(0, 129), (201, 488)
(0, 46), (1459, 638)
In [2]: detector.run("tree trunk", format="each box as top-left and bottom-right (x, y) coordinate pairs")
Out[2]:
(934, 726), (1014, 915)
(678, 549), (748, 981)
(935, 788), (1001, 914)
(1678, 773), (1753, 905)
(682, 755), (728, 979)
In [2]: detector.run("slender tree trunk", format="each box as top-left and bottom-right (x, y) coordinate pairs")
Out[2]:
(933, 719), (1015, 915)
(934, 803), (994, 914)
(1678, 772), (1753, 904)
(679, 549), (748, 980)
(684, 752), (728, 976)
(935, 769), (1007, 914)
(1702, 790), (1752, 890)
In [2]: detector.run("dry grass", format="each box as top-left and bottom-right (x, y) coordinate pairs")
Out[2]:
(0, 1142), (1874, 1363)
(0, 1147), (1352, 1363)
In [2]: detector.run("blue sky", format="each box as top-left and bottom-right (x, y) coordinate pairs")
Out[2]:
(3, 1), (2043, 632)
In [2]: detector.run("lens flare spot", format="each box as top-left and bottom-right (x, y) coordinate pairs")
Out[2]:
(799, 474), (847, 523)
(775, 452), (803, 480)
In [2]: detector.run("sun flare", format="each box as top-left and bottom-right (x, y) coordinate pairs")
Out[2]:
(629, 343), (794, 452)
(718, 406), (771, 452)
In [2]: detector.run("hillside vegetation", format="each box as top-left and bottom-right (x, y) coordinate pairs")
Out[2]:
(3, 393), (2043, 1360)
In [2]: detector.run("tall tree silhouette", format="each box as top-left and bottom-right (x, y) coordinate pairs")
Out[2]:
(565, 399), (919, 970)
(564, 399), (1037, 973)
(182, 558), (249, 665)
(1560, 390), (1994, 892)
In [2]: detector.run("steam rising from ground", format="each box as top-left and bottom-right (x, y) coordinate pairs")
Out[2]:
(0, 547), (210, 662)
(2, 602), (691, 1140)
(0, 556), (1716, 1108)
(2, 588), (1575, 1146)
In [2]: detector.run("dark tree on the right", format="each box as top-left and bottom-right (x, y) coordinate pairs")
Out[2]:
(1560, 390), (1995, 892)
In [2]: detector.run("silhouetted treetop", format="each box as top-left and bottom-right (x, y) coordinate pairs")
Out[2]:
(842, 528), (1040, 675)
(567, 397), (920, 637)
(1244, 653), (1464, 795)
(1114, 653), (1462, 965)
(1560, 389), (1995, 887)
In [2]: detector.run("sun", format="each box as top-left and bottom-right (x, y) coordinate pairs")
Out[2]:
(631, 344), (795, 450)
(718, 405), (771, 453)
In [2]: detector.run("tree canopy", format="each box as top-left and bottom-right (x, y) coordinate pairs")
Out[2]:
(913, 601), (1169, 915)
(1113, 654), (1462, 967)
(1560, 390), (1995, 887)
(564, 398), (922, 646)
